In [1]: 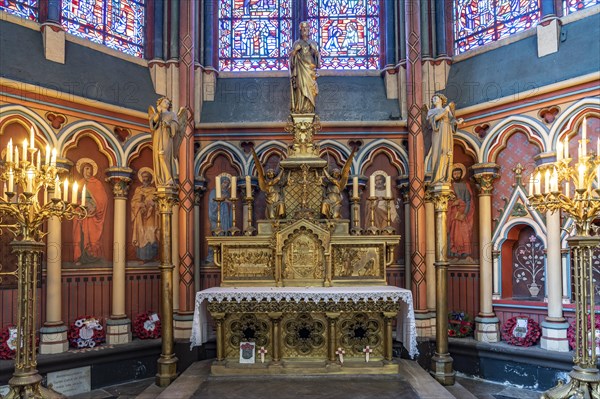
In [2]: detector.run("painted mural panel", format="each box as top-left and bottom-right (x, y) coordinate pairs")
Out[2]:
(62, 137), (113, 267)
(219, 0), (293, 71)
(511, 227), (545, 300)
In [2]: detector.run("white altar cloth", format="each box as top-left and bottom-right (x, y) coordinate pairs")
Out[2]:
(190, 286), (418, 358)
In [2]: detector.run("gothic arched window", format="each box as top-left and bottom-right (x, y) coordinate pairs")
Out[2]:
(563, 0), (600, 15)
(454, 0), (541, 54)
(307, 0), (381, 70)
(61, 0), (146, 58)
(0, 0), (38, 20)
(218, 0), (293, 71)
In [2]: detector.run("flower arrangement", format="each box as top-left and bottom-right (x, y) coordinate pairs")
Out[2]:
(567, 315), (600, 353)
(501, 316), (541, 347)
(68, 316), (105, 348)
(447, 311), (474, 338)
(0, 326), (39, 359)
(133, 311), (161, 339)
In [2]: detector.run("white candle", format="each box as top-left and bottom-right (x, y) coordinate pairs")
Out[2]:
(535, 172), (541, 195)
(54, 176), (60, 199)
(63, 178), (69, 202)
(22, 139), (28, 162)
(51, 148), (57, 167)
(26, 169), (34, 193)
(245, 175), (251, 199)
(556, 140), (562, 161)
(544, 169), (550, 193)
(82, 184), (87, 207)
(578, 163), (585, 190)
(36, 150), (40, 170)
(528, 175), (534, 196)
(45, 145), (50, 166)
(565, 181), (570, 197)
(8, 170), (14, 192)
(7, 139), (12, 163)
(385, 176), (391, 198)
(352, 176), (359, 198)
(29, 126), (34, 150)
(564, 138), (569, 159)
(230, 176), (237, 200)
(215, 176), (222, 199)
(551, 168), (558, 192)
(72, 181), (78, 204)
(14, 146), (19, 165)
(369, 175), (375, 197)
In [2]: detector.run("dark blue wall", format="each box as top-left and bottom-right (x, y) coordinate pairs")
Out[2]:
(444, 13), (600, 108)
(0, 21), (159, 112)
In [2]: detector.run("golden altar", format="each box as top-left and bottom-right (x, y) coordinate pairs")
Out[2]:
(190, 113), (416, 374)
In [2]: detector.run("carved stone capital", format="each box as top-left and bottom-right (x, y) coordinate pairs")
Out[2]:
(105, 167), (133, 199)
(430, 184), (454, 212)
(155, 185), (179, 212)
(474, 173), (499, 196)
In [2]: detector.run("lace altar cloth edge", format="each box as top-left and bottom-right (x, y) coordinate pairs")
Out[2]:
(190, 286), (418, 359)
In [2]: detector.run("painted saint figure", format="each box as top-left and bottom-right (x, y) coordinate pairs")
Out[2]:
(251, 148), (285, 219)
(448, 164), (475, 259)
(73, 158), (109, 265)
(148, 97), (186, 187)
(131, 168), (158, 261)
(364, 173), (399, 229)
(289, 21), (320, 114)
(321, 149), (355, 219)
(427, 93), (463, 184)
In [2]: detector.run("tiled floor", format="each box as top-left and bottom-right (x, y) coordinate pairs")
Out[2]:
(69, 362), (543, 399)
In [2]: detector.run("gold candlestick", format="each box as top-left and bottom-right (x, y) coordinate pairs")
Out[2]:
(350, 196), (362, 235)
(382, 197), (395, 235)
(365, 196), (379, 235)
(229, 200), (240, 236)
(212, 198), (225, 236)
(244, 196), (256, 236)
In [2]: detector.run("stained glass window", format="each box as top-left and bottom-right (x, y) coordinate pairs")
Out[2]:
(307, 0), (380, 70)
(61, 0), (145, 58)
(454, 0), (541, 54)
(219, 0), (292, 71)
(563, 0), (600, 15)
(0, 0), (38, 20)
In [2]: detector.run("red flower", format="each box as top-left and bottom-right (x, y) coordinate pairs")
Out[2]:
(448, 329), (456, 336)
(459, 327), (469, 334)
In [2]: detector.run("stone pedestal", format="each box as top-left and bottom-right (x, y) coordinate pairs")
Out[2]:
(106, 318), (132, 345)
(474, 316), (500, 343)
(39, 325), (68, 354)
(540, 320), (571, 352)
(174, 314), (194, 340)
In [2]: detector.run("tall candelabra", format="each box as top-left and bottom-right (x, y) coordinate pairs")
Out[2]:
(0, 135), (86, 399)
(528, 121), (600, 399)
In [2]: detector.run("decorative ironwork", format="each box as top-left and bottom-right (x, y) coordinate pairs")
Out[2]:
(283, 313), (326, 355)
(229, 314), (269, 349)
(338, 312), (381, 355)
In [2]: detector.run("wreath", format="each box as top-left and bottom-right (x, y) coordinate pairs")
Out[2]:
(0, 326), (40, 359)
(68, 316), (105, 348)
(501, 316), (541, 347)
(133, 311), (161, 339)
(447, 311), (474, 338)
(567, 315), (600, 352)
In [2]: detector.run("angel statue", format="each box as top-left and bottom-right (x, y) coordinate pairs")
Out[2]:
(321, 149), (356, 219)
(425, 93), (463, 184)
(148, 97), (187, 187)
(251, 148), (286, 219)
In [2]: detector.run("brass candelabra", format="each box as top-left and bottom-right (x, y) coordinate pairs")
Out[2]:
(244, 196), (256, 236)
(528, 127), (600, 399)
(366, 196), (380, 235)
(0, 136), (86, 399)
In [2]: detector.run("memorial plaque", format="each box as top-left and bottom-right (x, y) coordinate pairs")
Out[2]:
(47, 366), (91, 396)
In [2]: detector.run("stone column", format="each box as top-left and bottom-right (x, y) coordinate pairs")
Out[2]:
(472, 164), (500, 343)
(105, 168), (133, 345)
(541, 208), (570, 351)
(430, 184), (455, 386)
(268, 312), (283, 365)
(325, 312), (340, 363)
(404, 0), (428, 330)
(39, 162), (71, 354)
(424, 188), (436, 336)
(193, 178), (206, 293)
(174, 0), (197, 341)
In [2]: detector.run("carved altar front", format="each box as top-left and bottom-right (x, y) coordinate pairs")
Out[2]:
(196, 113), (409, 373)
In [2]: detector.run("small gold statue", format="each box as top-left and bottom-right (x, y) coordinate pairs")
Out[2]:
(321, 149), (356, 219)
(251, 148), (286, 219)
(148, 97), (187, 187)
